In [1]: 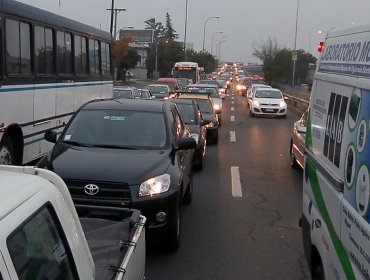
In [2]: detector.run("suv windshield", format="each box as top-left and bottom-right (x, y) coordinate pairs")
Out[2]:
(63, 109), (167, 148)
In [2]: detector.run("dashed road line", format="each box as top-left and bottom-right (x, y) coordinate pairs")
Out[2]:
(231, 107), (234, 111)
(231, 116), (235, 122)
(231, 166), (243, 197)
(230, 130), (236, 142)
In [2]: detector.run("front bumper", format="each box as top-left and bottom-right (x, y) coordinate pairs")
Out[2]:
(251, 106), (287, 116)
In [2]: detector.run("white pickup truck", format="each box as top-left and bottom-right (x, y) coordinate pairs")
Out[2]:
(0, 165), (146, 280)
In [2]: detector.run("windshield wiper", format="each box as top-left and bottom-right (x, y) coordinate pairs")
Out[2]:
(62, 140), (94, 147)
(91, 144), (139, 150)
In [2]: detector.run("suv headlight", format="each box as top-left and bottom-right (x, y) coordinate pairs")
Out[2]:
(279, 101), (286, 108)
(253, 100), (260, 107)
(190, 133), (199, 144)
(139, 174), (171, 197)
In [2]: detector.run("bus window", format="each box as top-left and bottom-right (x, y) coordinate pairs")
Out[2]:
(57, 31), (72, 75)
(101, 42), (111, 77)
(35, 26), (54, 74)
(89, 39), (100, 76)
(74, 35), (88, 75)
(6, 19), (31, 75)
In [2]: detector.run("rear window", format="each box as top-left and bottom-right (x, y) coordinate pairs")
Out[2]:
(7, 206), (78, 280)
(255, 90), (282, 99)
(176, 103), (197, 125)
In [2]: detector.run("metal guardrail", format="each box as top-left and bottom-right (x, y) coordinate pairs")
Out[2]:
(283, 93), (309, 115)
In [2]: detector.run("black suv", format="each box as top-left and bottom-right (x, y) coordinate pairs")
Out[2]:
(38, 99), (196, 250)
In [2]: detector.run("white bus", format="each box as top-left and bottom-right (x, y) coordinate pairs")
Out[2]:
(0, 0), (113, 165)
(173, 61), (200, 84)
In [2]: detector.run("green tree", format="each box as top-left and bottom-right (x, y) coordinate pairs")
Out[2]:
(144, 18), (165, 39)
(163, 12), (179, 40)
(146, 39), (183, 77)
(252, 36), (280, 62)
(112, 35), (140, 81)
(186, 50), (218, 74)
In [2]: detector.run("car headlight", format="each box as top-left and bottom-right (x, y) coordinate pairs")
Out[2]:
(279, 101), (286, 108)
(139, 174), (171, 197)
(236, 84), (242, 91)
(253, 100), (260, 107)
(190, 133), (199, 144)
(213, 104), (220, 111)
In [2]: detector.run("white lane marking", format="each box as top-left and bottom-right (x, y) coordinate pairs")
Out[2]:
(230, 130), (236, 142)
(231, 166), (243, 197)
(232, 97), (234, 100)
(231, 107), (234, 111)
(232, 101), (234, 104)
(231, 116), (235, 122)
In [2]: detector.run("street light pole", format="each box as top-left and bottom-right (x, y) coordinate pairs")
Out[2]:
(292, 0), (300, 87)
(155, 40), (158, 79)
(217, 40), (226, 61)
(183, 0), (189, 60)
(211, 31), (223, 55)
(202, 16), (220, 52)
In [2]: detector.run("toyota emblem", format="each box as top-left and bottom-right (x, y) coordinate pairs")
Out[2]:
(84, 184), (99, 196)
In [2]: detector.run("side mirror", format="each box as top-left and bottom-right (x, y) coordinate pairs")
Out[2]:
(177, 136), (196, 150)
(297, 125), (307, 134)
(44, 130), (57, 143)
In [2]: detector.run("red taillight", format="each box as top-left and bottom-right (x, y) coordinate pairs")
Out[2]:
(317, 41), (325, 52)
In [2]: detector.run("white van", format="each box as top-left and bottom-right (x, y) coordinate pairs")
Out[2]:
(302, 23), (370, 280)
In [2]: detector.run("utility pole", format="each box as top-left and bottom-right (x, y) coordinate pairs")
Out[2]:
(107, 7), (126, 40)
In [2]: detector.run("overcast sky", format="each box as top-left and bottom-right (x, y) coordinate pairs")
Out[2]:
(18, 0), (370, 63)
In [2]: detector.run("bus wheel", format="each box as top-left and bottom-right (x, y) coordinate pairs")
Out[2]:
(0, 137), (15, 165)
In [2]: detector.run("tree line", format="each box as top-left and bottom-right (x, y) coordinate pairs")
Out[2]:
(112, 13), (218, 80)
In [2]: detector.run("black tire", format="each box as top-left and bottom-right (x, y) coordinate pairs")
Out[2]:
(313, 265), (325, 280)
(167, 198), (181, 251)
(290, 144), (299, 169)
(0, 137), (15, 165)
(250, 110), (255, 118)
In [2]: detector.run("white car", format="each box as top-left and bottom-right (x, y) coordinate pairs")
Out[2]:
(249, 88), (287, 118)
(246, 84), (272, 104)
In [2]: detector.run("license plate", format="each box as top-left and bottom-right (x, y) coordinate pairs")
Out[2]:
(265, 109), (274, 112)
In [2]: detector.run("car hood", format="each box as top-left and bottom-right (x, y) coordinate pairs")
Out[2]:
(44, 144), (171, 185)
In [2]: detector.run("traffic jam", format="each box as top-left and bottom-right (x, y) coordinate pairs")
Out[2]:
(1, 0), (370, 278)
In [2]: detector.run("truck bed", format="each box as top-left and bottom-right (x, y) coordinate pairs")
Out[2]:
(79, 208), (146, 280)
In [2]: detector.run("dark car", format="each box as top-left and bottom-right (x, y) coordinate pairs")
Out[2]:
(37, 99), (196, 250)
(171, 98), (209, 170)
(113, 86), (141, 99)
(178, 95), (219, 144)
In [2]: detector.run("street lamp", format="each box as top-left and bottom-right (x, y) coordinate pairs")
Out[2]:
(292, 0), (300, 87)
(202, 16), (220, 52)
(211, 31), (223, 55)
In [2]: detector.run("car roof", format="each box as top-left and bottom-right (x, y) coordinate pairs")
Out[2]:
(156, 78), (177, 82)
(113, 86), (137, 90)
(187, 83), (218, 88)
(170, 98), (196, 105)
(177, 94), (210, 100)
(255, 87), (281, 92)
(147, 84), (170, 88)
(83, 98), (167, 113)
